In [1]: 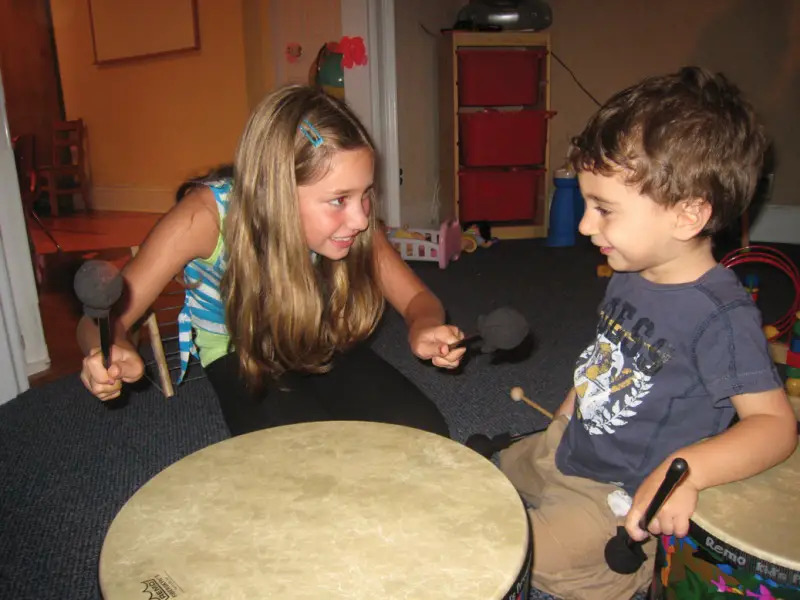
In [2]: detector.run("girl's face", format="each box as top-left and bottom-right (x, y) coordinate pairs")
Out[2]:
(297, 147), (374, 260)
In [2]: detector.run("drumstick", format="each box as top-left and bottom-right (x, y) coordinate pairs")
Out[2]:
(510, 386), (554, 420)
(448, 306), (529, 352)
(465, 427), (549, 458)
(73, 260), (123, 368)
(605, 458), (689, 574)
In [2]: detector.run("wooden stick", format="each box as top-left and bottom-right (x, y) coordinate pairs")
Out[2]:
(510, 386), (554, 420)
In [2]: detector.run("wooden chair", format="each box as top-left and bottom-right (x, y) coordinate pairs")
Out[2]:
(130, 247), (205, 398)
(37, 119), (90, 216)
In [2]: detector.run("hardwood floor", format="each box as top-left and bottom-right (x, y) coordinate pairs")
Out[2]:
(27, 210), (162, 387)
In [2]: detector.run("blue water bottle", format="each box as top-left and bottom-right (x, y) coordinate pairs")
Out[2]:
(547, 169), (583, 247)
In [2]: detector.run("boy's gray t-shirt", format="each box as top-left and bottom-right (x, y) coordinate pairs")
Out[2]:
(555, 265), (782, 495)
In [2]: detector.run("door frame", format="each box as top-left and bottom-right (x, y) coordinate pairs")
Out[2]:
(341, 0), (400, 227)
(0, 72), (49, 402)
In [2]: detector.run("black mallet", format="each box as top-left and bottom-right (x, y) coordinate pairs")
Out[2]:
(605, 457), (689, 574)
(73, 260), (124, 369)
(450, 306), (529, 353)
(465, 427), (548, 459)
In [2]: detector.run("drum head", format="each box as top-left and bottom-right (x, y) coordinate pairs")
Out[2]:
(99, 421), (530, 599)
(693, 443), (800, 572)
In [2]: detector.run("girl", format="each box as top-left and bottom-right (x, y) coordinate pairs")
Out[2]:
(78, 85), (465, 437)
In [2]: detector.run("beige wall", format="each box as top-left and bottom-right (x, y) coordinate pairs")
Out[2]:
(396, 0), (800, 228)
(269, 0), (342, 87)
(395, 0), (463, 227)
(549, 0), (800, 208)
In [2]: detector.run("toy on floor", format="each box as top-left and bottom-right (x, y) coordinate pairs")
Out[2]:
(767, 310), (800, 412)
(386, 220), (462, 269)
(460, 224), (497, 253)
(721, 246), (800, 408)
(597, 263), (613, 278)
(510, 386), (554, 419)
(721, 245), (800, 340)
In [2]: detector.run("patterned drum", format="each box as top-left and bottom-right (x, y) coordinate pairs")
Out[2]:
(99, 421), (531, 599)
(650, 443), (800, 599)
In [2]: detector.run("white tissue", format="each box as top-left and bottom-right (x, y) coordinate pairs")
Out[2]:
(607, 489), (633, 517)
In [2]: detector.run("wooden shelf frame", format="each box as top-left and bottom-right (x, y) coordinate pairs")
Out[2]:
(439, 31), (552, 239)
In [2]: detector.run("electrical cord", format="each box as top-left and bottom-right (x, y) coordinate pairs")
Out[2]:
(551, 51), (601, 106)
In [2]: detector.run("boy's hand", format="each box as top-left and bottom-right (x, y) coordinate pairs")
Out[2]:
(626, 459), (699, 541)
(80, 342), (145, 401)
(409, 323), (465, 369)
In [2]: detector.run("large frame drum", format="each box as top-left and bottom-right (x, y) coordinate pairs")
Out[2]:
(99, 421), (532, 599)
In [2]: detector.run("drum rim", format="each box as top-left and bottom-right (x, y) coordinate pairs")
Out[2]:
(687, 518), (800, 576)
(691, 445), (800, 573)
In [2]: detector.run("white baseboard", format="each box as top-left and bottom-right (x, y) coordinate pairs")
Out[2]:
(750, 204), (800, 244)
(91, 186), (175, 213)
(26, 357), (52, 377)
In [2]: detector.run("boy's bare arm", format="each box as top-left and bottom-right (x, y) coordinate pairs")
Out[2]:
(679, 388), (797, 490)
(627, 387), (796, 540)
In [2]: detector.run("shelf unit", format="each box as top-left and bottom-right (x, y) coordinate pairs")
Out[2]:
(439, 31), (552, 239)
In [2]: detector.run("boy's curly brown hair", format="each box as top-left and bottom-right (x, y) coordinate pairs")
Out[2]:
(569, 66), (768, 235)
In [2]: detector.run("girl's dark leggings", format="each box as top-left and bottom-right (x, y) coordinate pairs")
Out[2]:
(204, 344), (450, 438)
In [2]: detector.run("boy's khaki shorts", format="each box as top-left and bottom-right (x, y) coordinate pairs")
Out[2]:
(499, 416), (655, 600)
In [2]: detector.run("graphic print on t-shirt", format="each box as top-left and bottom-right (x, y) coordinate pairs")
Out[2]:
(574, 297), (673, 435)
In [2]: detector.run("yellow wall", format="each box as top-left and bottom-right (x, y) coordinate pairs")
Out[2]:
(50, 0), (252, 212)
(242, 0), (275, 111)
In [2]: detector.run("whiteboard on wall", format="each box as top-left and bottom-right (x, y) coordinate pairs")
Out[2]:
(88, 0), (200, 65)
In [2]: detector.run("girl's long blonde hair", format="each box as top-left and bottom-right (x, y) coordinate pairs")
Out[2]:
(223, 85), (383, 389)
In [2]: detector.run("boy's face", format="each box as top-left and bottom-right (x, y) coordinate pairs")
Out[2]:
(577, 170), (697, 283)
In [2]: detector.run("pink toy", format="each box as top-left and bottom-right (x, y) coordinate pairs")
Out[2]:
(387, 220), (462, 269)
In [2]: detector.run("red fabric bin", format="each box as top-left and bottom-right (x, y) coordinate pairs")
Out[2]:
(458, 168), (542, 222)
(458, 48), (545, 106)
(460, 110), (550, 167)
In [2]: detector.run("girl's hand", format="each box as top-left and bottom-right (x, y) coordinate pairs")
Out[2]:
(409, 323), (466, 369)
(80, 342), (145, 401)
(626, 459), (699, 541)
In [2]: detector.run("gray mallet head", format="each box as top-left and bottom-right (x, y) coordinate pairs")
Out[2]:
(477, 306), (529, 353)
(73, 260), (123, 319)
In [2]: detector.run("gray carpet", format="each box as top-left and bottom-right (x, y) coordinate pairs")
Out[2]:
(6, 237), (784, 599)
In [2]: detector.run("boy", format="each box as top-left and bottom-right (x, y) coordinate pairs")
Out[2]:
(500, 67), (797, 599)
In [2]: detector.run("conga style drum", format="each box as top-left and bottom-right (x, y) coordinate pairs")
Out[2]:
(650, 444), (800, 599)
(99, 421), (532, 599)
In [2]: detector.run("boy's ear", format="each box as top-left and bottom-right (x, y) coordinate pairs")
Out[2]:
(673, 198), (712, 240)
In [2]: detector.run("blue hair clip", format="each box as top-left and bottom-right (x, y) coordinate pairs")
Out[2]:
(298, 120), (324, 148)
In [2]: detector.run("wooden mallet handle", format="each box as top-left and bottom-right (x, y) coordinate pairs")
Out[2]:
(510, 386), (554, 420)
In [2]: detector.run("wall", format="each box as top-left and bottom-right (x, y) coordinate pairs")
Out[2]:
(50, 0), (251, 212)
(269, 0), (342, 87)
(0, 0), (62, 169)
(548, 0), (800, 209)
(0, 76), (50, 382)
(242, 0), (275, 111)
(396, 0), (800, 228)
(394, 0), (463, 227)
